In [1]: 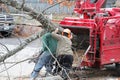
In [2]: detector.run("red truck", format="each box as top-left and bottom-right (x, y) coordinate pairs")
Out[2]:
(59, 0), (120, 69)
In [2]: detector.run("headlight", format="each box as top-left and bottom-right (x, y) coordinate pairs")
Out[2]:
(4, 26), (10, 30)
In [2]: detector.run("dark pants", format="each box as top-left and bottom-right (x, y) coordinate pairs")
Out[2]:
(54, 55), (73, 79)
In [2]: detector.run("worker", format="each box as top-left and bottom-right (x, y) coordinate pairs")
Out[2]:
(30, 32), (57, 80)
(51, 28), (74, 80)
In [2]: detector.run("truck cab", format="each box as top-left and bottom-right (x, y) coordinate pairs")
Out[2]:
(0, 14), (15, 37)
(0, 4), (15, 37)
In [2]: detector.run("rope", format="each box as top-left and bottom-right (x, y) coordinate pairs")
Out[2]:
(41, 38), (72, 80)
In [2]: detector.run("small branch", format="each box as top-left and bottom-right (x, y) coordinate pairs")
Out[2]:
(0, 57), (33, 73)
(42, 0), (65, 14)
(20, 0), (25, 10)
(0, 43), (10, 53)
(3, 61), (11, 80)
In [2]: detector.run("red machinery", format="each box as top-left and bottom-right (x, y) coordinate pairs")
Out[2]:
(59, 0), (120, 68)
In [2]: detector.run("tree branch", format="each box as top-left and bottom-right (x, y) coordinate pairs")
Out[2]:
(0, 0), (63, 31)
(0, 30), (43, 62)
(0, 57), (33, 73)
(42, 0), (65, 14)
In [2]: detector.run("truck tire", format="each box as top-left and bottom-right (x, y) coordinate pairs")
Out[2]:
(0, 31), (12, 37)
(115, 63), (120, 75)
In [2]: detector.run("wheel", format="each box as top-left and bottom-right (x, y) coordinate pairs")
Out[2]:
(115, 63), (120, 75)
(0, 31), (12, 37)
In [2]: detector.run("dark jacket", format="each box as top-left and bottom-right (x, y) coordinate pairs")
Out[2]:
(41, 33), (57, 54)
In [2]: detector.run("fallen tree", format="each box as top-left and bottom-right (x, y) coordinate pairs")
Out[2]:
(0, 0), (65, 62)
(0, 0), (63, 31)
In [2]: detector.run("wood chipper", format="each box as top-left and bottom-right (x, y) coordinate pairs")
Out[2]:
(59, 0), (120, 69)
